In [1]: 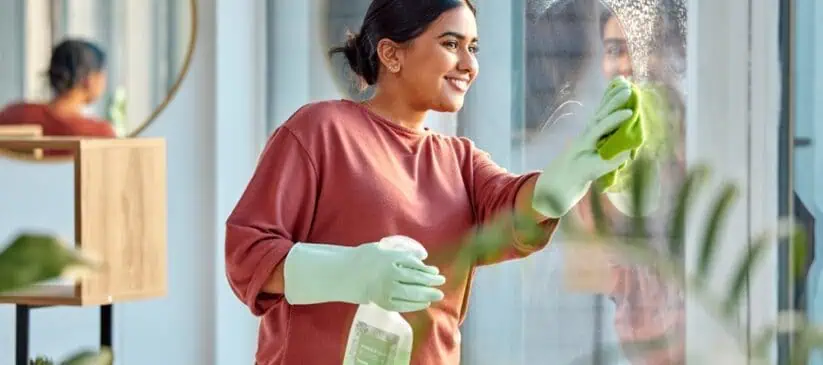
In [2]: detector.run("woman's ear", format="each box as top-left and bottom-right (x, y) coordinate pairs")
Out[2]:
(376, 38), (403, 74)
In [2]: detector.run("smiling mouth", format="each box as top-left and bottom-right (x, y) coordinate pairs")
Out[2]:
(445, 77), (469, 92)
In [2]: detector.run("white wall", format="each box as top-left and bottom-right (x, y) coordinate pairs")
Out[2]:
(0, 0), (263, 363)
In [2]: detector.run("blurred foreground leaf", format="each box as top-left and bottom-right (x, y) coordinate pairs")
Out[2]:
(0, 233), (94, 294)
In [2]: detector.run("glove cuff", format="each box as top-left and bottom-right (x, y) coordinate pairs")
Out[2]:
(283, 242), (364, 305)
(532, 172), (590, 218)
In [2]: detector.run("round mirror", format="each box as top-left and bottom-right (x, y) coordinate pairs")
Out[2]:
(0, 0), (197, 160)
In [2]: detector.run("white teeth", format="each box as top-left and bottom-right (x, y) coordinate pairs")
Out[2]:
(446, 78), (468, 91)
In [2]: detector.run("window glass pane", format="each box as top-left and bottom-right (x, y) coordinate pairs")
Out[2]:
(461, 0), (687, 364)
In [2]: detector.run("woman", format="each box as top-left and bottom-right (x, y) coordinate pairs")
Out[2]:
(0, 39), (115, 138)
(225, 1), (638, 364)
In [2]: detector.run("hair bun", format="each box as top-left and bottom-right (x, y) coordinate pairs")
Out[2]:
(47, 67), (75, 94)
(339, 31), (377, 86)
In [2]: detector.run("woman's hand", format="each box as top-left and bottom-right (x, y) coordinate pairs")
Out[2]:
(283, 236), (446, 313)
(532, 78), (636, 218)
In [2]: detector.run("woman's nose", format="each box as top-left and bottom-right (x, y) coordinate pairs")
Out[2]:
(458, 51), (478, 75)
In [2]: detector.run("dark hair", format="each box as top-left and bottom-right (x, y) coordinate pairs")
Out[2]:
(329, 0), (476, 86)
(47, 39), (107, 95)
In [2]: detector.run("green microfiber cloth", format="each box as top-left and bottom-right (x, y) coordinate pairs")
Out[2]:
(594, 79), (646, 192)
(595, 81), (675, 193)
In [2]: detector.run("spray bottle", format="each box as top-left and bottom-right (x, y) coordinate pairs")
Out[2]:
(342, 235), (427, 365)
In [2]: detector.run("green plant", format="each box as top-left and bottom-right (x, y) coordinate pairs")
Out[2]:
(564, 156), (816, 364)
(0, 233), (113, 365)
(29, 355), (54, 365)
(409, 154), (816, 364)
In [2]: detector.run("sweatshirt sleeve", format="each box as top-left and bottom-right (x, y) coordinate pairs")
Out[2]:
(225, 126), (318, 316)
(469, 145), (558, 266)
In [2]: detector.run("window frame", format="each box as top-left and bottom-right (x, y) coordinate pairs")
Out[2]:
(683, 0), (781, 363)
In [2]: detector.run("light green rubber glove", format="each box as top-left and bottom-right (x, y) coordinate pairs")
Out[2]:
(532, 77), (635, 218)
(283, 235), (446, 313)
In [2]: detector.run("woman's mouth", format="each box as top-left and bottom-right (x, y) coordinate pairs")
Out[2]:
(445, 76), (469, 92)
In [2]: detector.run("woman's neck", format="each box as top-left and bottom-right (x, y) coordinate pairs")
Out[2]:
(365, 89), (427, 131)
(49, 92), (87, 117)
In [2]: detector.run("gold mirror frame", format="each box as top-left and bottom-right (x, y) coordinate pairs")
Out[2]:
(0, 0), (199, 163)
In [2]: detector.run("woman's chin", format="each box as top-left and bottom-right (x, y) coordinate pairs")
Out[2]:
(432, 97), (465, 113)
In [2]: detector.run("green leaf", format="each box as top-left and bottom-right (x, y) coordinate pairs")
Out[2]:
(61, 348), (113, 365)
(722, 234), (770, 315)
(629, 155), (649, 236)
(29, 356), (55, 365)
(0, 233), (93, 294)
(668, 164), (709, 257)
(696, 184), (738, 283)
(789, 223), (808, 282)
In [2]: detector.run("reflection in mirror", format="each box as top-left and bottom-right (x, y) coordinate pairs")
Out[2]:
(0, 0), (194, 142)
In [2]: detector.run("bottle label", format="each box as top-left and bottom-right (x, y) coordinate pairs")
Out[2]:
(347, 321), (400, 365)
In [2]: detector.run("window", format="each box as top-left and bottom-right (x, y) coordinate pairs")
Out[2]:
(460, 1), (686, 364)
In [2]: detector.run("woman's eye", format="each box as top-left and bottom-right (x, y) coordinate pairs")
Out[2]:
(469, 45), (479, 54)
(443, 40), (459, 49)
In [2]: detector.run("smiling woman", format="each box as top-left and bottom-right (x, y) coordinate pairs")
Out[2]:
(227, 0), (643, 364)
(327, 0), (479, 120)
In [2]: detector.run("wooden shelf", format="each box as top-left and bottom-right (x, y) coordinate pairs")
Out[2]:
(0, 124), (43, 137)
(0, 137), (168, 306)
(0, 125), (44, 159)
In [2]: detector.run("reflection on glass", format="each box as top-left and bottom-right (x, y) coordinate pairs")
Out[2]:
(314, 0), (688, 363)
(516, 0), (687, 364)
(0, 0), (192, 141)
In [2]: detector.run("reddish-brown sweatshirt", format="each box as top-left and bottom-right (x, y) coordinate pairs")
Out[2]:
(0, 102), (115, 137)
(225, 99), (558, 365)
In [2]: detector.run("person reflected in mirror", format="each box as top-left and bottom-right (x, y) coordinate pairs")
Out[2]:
(0, 39), (116, 138)
(575, 9), (687, 365)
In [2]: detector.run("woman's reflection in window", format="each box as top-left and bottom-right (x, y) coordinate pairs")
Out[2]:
(0, 39), (116, 138)
(575, 9), (687, 365)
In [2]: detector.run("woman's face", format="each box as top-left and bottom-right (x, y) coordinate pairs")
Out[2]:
(601, 15), (633, 79)
(83, 70), (108, 103)
(393, 5), (479, 113)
